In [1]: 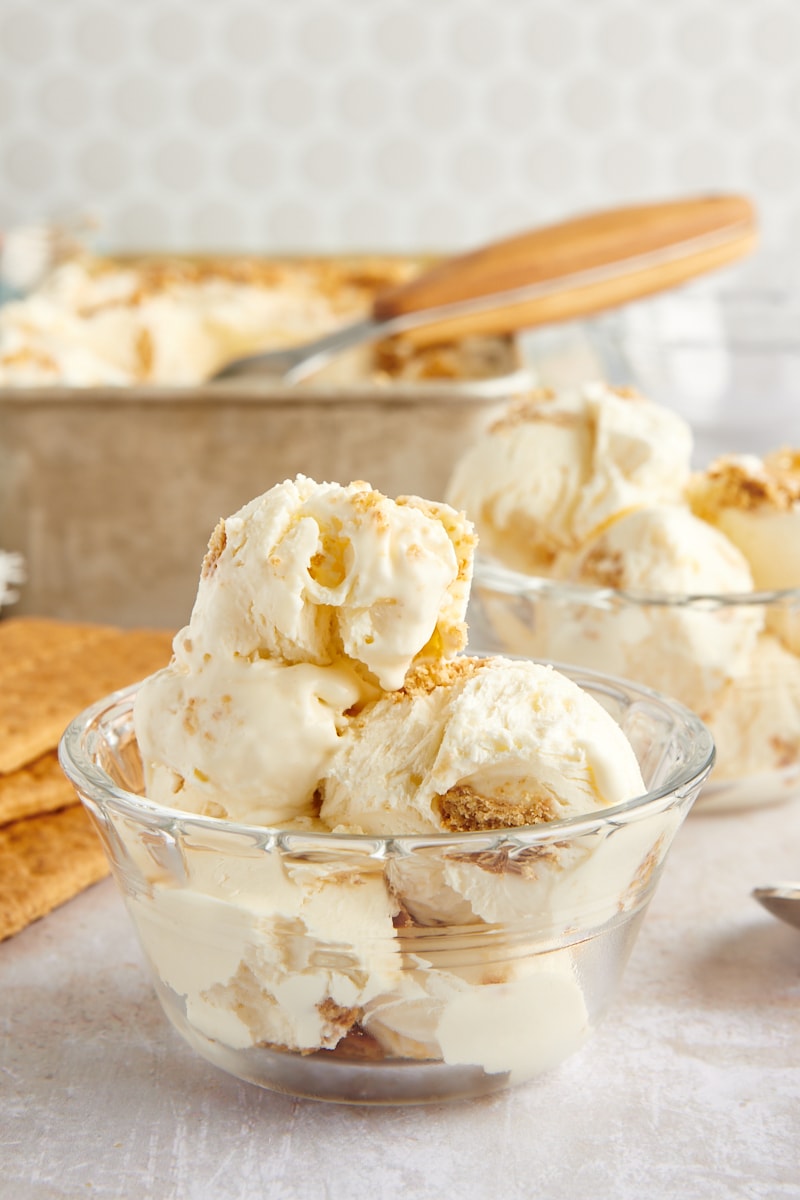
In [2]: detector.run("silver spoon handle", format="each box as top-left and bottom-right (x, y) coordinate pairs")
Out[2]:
(212, 319), (380, 383)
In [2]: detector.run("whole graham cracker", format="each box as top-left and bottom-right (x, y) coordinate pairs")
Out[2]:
(0, 617), (175, 939)
(0, 804), (109, 942)
(0, 749), (76, 825)
(0, 617), (174, 774)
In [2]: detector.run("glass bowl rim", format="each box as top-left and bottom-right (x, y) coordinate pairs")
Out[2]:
(474, 553), (800, 611)
(58, 664), (715, 853)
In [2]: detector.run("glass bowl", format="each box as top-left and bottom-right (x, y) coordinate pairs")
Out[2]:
(470, 558), (800, 813)
(59, 668), (713, 1106)
(592, 285), (800, 466)
(522, 281), (800, 466)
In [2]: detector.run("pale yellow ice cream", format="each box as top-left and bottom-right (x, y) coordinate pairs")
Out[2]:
(135, 475), (475, 822)
(126, 838), (595, 1073)
(687, 450), (800, 590)
(446, 382), (693, 575)
(362, 949), (590, 1082)
(133, 654), (364, 825)
(453, 385), (800, 799)
(321, 655), (645, 836)
(545, 505), (761, 715)
(687, 450), (800, 655)
(703, 633), (800, 786)
(128, 847), (403, 1055)
(179, 476), (474, 689)
(127, 473), (659, 1084)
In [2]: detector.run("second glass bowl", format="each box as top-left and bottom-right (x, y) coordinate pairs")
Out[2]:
(470, 558), (800, 812)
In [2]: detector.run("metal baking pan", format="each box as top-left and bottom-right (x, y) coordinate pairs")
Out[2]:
(0, 378), (530, 627)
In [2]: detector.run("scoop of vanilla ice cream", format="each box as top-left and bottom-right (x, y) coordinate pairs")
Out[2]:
(539, 504), (761, 714)
(320, 656), (645, 837)
(134, 475), (476, 825)
(134, 654), (364, 825)
(687, 451), (800, 590)
(687, 450), (800, 654)
(181, 476), (475, 691)
(446, 383), (692, 575)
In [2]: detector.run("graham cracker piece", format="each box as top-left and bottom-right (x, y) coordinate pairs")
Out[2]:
(0, 804), (109, 942)
(0, 749), (75, 825)
(0, 617), (174, 774)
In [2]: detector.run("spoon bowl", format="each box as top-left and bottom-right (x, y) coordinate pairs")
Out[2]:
(752, 884), (800, 929)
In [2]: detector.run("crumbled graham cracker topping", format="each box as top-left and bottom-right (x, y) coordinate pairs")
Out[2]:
(201, 521), (227, 578)
(608, 385), (644, 401)
(577, 544), (626, 588)
(317, 997), (362, 1036)
(489, 389), (583, 434)
(397, 656), (487, 701)
(690, 453), (800, 515)
(450, 843), (564, 876)
(321, 1025), (387, 1061)
(488, 384), (642, 436)
(435, 781), (557, 832)
(0, 346), (58, 372)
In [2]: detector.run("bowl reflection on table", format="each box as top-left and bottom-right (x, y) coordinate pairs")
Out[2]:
(59, 667), (713, 1106)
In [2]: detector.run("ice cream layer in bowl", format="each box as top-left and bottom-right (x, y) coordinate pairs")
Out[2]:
(451, 383), (800, 813)
(60, 476), (713, 1106)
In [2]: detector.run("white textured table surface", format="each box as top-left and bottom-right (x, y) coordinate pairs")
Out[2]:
(3, 800), (800, 1200)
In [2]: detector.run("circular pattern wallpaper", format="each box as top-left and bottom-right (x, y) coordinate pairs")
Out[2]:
(1, 0), (798, 263)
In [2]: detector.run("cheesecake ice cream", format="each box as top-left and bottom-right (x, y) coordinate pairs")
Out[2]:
(321, 655), (645, 837)
(687, 449), (800, 656)
(134, 477), (474, 824)
(539, 504), (759, 715)
(446, 383), (693, 575)
(703, 634), (800, 793)
(120, 474), (680, 1089)
(687, 450), (800, 592)
(452, 384), (800, 799)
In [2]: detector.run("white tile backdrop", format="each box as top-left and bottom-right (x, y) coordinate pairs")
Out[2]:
(2, 0), (800, 258)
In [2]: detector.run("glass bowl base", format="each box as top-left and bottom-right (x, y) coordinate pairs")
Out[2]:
(157, 983), (513, 1106)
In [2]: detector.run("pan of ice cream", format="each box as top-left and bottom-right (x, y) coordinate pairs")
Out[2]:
(451, 382), (800, 811)
(60, 476), (713, 1105)
(0, 195), (757, 628)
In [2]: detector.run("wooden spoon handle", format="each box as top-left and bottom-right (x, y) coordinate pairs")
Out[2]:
(372, 194), (757, 346)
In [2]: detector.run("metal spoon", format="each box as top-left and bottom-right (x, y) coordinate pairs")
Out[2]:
(752, 884), (800, 930)
(210, 193), (757, 384)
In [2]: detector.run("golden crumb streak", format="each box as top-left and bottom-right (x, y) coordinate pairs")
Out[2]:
(489, 385), (645, 435)
(435, 781), (557, 833)
(201, 521), (227, 578)
(578, 545), (626, 588)
(395, 656), (487, 701)
(317, 997), (363, 1038)
(690, 453), (800, 515)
